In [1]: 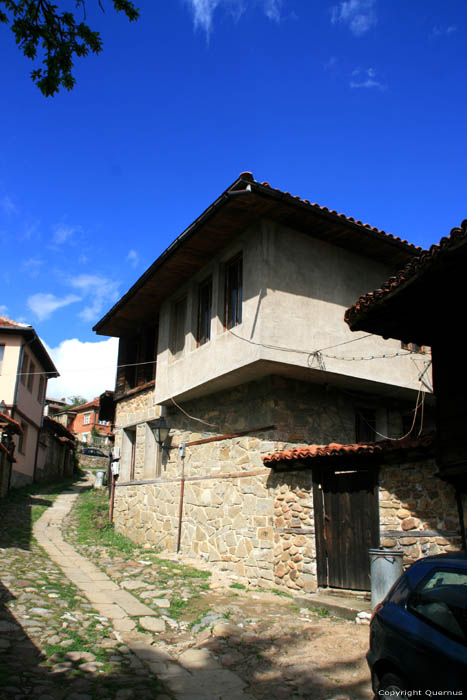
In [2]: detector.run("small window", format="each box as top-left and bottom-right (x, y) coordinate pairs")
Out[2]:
(171, 296), (187, 356)
(21, 354), (29, 386)
(27, 361), (35, 392)
(224, 255), (242, 329)
(83, 413), (91, 425)
(355, 408), (376, 443)
(38, 375), (45, 402)
(0, 345), (4, 375)
(407, 568), (467, 644)
(197, 278), (212, 346)
(18, 422), (28, 454)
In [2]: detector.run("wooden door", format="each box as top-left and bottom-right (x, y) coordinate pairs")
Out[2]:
(313, 466), (379, 591)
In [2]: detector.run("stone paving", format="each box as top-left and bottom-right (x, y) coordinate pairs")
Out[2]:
(1, 476), (373, 699)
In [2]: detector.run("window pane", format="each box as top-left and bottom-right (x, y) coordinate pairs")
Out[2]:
(172, 297), (187, 355)
(408, 568), (467, 644)
(197, 278), (212, 345)
(21, 355), (29, 386)
(0, 345), (4, 375)
(225, 256), (242, 329)
(27, 361), (35, 392)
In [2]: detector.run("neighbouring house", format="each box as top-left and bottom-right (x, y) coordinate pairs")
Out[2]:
(44, 397), (68, 419)
(0, 315), (58, 489)
(0, 410), (23, 496)
(35, 416), (75, 483)
(93, 172), (437, 594)
(55, 396), (113, 447)
(345, 219), (467, 551)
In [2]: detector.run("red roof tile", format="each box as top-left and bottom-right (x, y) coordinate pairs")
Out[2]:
(0, 315), (31, 329)
(345, 219), (467, 327)
(248, 175), (422, 253)
(263, 435), (433, 467)
(0, 411), (23, 435)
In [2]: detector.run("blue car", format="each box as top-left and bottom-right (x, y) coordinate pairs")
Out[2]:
(367, 552), (467, 693)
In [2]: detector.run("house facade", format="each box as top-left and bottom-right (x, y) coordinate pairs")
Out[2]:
(0, 315), (58, 488)
(346, 219), (467, 551)
(55, 396), (113, 447)
(94, 173), (437, 593)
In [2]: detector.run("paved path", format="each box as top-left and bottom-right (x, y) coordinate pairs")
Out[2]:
(34, 486), (255, 700)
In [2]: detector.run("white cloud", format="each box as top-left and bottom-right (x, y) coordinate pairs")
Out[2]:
(0, 304), (8, 315)
(0, 195), (17, 216)
(331, 0), (376, 36)
(52, 223), (81, 246)
(22, 257), (44, 278)
(350, 67), (384, 89)
(69, 274), (120, 324)
(431, 25), (457, 37)
(126, 249), (140, 268)
(28, 293), (82, 321)
(45, 337), (119, 402)
(185, 0), (282, 36)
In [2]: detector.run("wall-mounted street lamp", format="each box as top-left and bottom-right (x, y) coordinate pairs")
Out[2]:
(150, 416), (170, 451)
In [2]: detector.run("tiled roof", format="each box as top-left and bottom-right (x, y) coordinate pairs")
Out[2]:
(0, 411), (23, 435)
(72, 398), (100, 412)
(0, 315), (31, 329)
(263, 435), (433, 467)
(345, 219), (467, 326)
(240, 172), (422, 253)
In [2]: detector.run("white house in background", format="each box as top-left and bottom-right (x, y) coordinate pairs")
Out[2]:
(0, 315), (58, 488)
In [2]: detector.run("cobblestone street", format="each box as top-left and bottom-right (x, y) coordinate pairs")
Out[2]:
(0, 475), (373, 699)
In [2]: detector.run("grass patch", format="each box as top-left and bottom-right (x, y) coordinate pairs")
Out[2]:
(73, 488), (136, 554)
(270, 588), (293, 598)
(230, 582), (247, 590)
(308, 606), (330, 618)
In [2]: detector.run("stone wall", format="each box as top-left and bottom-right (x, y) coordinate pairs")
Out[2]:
(379, 457), (461, 565)
(112, 377), (455, 593)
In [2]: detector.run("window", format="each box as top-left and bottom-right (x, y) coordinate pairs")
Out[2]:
(21, 354), (29, 386)
(0, 345), (4, 375)
(224, 255), (242, 329)
(171, 296), (187, 356)
(83, 413), (91, 425)
(98, 419), (108, 426)
(18, 421), (28, 454)
(408, 568), (467, 644)
(355, 408), (376, 443)
(197, 278), (212, 346)
(38, 375), (45, 403)
(27, 361), (35, 392)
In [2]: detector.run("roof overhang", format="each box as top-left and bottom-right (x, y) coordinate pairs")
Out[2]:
(94, 173), (421, 338)
(0, 325), (58, 377)
(345, 220), (467, 346)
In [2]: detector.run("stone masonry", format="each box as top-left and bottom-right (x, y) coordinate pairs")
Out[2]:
(112, 377), (461, 594)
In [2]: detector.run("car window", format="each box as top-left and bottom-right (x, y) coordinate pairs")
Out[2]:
(407, 567), (467, 645)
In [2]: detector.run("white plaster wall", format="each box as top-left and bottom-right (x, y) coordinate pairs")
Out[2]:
(154, 220), (428, 403)
(0, 333), (21, 405)
(258, 221), (425, 391)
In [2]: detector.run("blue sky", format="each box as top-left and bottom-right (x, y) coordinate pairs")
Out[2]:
(0, 0), (465, 398)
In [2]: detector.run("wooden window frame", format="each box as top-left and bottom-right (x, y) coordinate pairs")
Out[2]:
(21, 354), (29, 386)
(197, 277), (212, 346)
(171, 296), (187, 357)
(27, 360), (35, 392)
(355, 408), (377, 443)
(224, 254), (243, 330)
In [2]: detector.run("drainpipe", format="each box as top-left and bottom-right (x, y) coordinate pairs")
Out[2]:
(176, 443), (186, 553)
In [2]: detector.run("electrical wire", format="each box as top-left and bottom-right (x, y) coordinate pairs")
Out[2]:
(169, 397), (217, 428)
